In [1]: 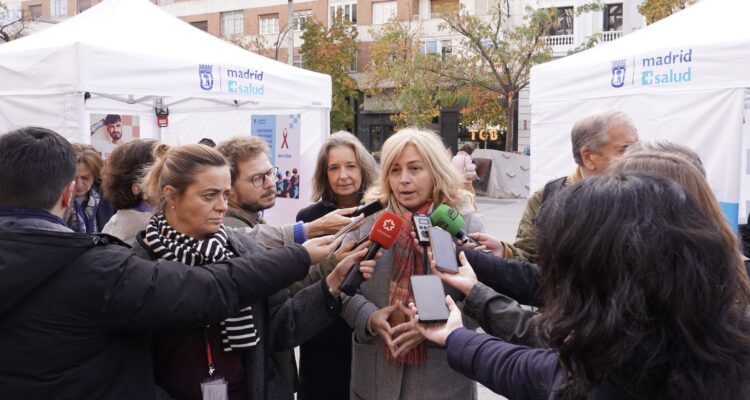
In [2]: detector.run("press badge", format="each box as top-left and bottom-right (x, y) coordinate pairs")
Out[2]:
(200, 376), (228, 400)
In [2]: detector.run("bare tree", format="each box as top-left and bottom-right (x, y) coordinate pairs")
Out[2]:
(0, 1), (28, 43)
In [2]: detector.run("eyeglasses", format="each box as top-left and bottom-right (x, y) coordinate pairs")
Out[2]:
(247, 166), (279, 187)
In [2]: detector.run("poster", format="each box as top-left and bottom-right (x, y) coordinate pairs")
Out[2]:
(251, 114), (301, 199)
(90, 113), (140, 159)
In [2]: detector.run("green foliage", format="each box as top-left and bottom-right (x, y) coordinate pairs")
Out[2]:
(365, 19), (453, 129)
(638, 0), (696, 24)
(300, 14), (359, 132)
(433, 5), (554, 151)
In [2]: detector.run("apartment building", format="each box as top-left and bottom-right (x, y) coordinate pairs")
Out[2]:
(17, 0), (646, 152)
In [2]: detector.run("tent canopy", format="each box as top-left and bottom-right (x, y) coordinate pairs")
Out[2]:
(529, 0), (750, 227)
(0, 0), (331, 108)
(0, 0), (333, 225)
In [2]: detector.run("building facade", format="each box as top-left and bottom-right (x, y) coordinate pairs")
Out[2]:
(17, 0), (647, 153)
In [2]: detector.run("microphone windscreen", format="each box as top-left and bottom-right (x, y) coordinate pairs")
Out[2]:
(429, 204), (465, 236)
(368, 211), (403, 249)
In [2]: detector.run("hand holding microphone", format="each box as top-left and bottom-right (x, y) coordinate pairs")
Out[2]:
(340, 210), (404, 295)
(429, 204), (480, 246)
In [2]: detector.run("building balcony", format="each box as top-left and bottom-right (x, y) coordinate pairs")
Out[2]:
(543, 34), (574, 46)
(601, 30), (622, 42)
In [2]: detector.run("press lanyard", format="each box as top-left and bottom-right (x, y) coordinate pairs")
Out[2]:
(204, 329), (216, 377)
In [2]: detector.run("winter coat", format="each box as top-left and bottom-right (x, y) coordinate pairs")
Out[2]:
(0, 214), (312, 400)
(133, 227), (341, 400)
(340, 211), (484, 400)
(295, 198), (354, 400)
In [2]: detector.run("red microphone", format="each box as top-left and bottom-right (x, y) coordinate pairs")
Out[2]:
(340, 211), (403, 295)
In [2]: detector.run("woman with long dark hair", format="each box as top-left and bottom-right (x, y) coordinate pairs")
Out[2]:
(416, 173), (750, 399)
(295, 131), (379, 400)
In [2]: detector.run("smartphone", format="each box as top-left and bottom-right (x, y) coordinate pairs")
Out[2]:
(428, 227), (459, 274)
(410, 275), (449, 323)
(412, 213), (432, 246)
(333, 214), (365, 239)
(352, 233), (369, 249)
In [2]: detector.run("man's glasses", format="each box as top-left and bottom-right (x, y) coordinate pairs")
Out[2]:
(247, 167), (279, 187)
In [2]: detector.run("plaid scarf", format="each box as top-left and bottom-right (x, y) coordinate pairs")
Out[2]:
(68, 186), (101, 233)
(386, 202), (432, 366)
(144, 213), (259, 351)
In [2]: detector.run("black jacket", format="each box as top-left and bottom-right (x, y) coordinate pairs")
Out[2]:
(461, 247), (542, 307)
(134, 228), (341, 400)
(295, 199), (353, 400)
(0, 215), (311, 400)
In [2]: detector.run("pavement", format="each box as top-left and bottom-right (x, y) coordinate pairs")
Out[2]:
(474, 195), (527, 400)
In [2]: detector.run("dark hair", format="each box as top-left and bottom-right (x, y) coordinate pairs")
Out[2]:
(459, 142), (475, 154)
(215, 136), (269, 184)
(104, 114), (121, 125)
(0, 127), (76, 210)
(141, 144), (227, 211)
(535, 173), (750, 399)
(198, 138), (216, 148)
(101, 139), (169, 209)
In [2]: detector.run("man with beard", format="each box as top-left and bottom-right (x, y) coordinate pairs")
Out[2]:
(104, 115), (123, 144)
(216, 136), (359, 394)
(216, 136), (355, 245)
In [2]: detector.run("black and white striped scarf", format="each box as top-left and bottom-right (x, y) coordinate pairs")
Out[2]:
(145, 213), (259, 351)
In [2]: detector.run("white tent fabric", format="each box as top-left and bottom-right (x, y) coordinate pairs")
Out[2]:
(0, 0), (332, 224)
(530, 0), (750, 227)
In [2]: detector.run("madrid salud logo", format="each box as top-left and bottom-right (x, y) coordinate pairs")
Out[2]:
(611, 59), (626, 88)
(199, 64), (214, 91)
(382, 219), (396, 232)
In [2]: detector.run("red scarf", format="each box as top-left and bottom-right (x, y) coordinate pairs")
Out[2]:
(386, 202), (431, 366)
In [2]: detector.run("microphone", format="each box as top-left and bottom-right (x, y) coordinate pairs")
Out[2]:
(350, 199), (384, 218)
(429, 204), (479, 246)
(340, 210), (403, 295)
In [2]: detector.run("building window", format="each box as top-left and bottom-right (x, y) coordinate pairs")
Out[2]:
(28, 4), (42, 19)
(549, 6), (574, 36)
(259, 14), (279, 35)
(221, 10), (244, 37)
(329, 2), (357, 26)
(77, 0), (91, 13)
(441, 39), (452, 58)
(349, 53), (357, 72)
(424, 40), (452, 56)
(372, 1), (397, 25)
(423, 40), (438, 55)
(293, 54), (304, 68)
(293, 10), (311, 31)
(603, 3), (623, 31)
(190, 20), (208, 32)
(50, 0), (67, 17)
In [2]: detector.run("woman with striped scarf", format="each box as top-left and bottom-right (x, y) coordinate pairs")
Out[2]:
(132, 144), (375, 400)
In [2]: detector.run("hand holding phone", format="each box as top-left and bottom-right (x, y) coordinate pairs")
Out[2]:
(428, 227), (459, 274)
(410, 275), (449, 323)
(333, 214), (365, 239)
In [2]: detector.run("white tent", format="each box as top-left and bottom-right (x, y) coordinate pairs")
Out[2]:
(0, 0), (332, 224)
(529, 0), (750, 228)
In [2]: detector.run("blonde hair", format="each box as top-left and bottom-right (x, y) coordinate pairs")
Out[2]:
(365, 128), (474, 215)
(71, 143), (104, 185)
(141, 144), (227, 211)
(311, 131), (379, 202)
(611, 151), (750, 301)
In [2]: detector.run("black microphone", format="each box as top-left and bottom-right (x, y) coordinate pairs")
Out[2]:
(350, 200), (384, 218)
(340, 211), (403, 295)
